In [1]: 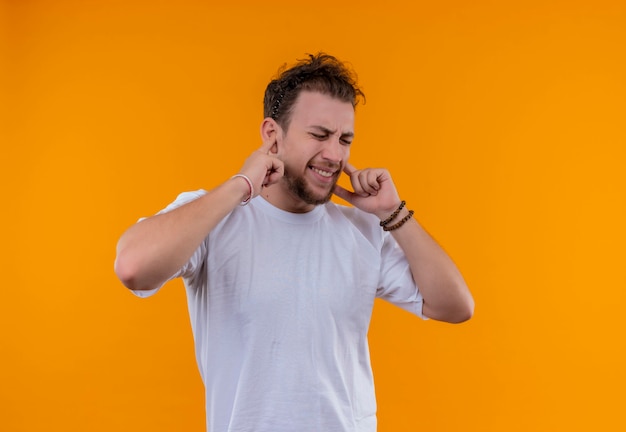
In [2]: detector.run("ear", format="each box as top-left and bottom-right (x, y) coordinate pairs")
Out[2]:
(260, 117), (282, 154)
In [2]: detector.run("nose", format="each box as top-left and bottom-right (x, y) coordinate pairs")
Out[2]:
(320, 137), (346, 164)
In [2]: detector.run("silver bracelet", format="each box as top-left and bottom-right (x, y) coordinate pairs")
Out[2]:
(230, 174), (254, 206)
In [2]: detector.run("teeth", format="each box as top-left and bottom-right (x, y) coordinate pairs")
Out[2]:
(311, 167), (333, 178)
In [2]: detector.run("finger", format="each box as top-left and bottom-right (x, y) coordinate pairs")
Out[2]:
(362, 170), (381, 194)
(263, 159), (284, 186)
(351, 170), (378, 197)
(258, 138), (275, 154)
(343, 162), (358, 176)
(333, 184), (355, 203)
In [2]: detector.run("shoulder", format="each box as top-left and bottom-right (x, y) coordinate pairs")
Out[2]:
(327, 201), (376, 223)
(324, 201), (384, 246)
(158, 189), (207, 214)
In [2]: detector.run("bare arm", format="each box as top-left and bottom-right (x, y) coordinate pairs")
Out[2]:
(115, 180), (247, 291)
(334, 164), (474, 323)
(114, 140), (284, 291)
(383, 214), (473, 323)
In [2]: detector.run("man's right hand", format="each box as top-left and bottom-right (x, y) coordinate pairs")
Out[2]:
(237, 139), (284, 199)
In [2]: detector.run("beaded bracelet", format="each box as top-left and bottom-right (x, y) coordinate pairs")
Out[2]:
(231, 174), (254, 206)
(379, 200), (406, 226)
(383, 210), (414, 231)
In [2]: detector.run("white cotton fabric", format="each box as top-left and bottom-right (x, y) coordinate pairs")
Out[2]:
(133, 190), (425, 432)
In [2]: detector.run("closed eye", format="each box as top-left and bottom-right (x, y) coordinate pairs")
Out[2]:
(310, 133), (352, 145)
(310, 133), (328, 140)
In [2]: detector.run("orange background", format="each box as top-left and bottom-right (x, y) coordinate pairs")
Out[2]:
(2, 0), (625, 431)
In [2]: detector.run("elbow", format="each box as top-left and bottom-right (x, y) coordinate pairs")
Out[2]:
(448, 278), (475, 323)
(433, 304), (473, 324)
(450, 293), (475, 323)
(114, 251), (138, 290)
(114, 249), (151, 291)
(424, 289), (475, 324)
(449, 300), (474, 323)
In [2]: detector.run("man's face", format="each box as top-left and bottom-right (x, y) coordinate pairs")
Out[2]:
(277, 91), (355, 206)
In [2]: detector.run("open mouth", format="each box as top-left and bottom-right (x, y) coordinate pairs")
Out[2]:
(309, 166), (335, 178)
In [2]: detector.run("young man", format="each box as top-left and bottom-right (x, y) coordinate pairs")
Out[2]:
(115, 53), (474, 431)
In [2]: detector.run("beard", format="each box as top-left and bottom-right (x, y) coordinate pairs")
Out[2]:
(283, 167), (339, 206)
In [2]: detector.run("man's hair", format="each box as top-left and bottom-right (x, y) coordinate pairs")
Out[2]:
(263, 53), (365, 129)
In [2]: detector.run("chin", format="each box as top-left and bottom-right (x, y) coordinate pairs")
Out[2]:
(305, 193), (333, 206)
(287, 176), (335, 206)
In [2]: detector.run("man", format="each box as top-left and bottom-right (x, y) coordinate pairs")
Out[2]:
(115, 53), (474, 431)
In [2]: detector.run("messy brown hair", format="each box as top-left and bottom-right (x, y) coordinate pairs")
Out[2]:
(263, 53), (365, 129)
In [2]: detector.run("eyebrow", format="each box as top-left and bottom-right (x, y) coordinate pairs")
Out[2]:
(309, 125), (354, 139)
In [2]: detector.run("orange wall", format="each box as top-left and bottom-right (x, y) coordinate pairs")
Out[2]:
(2, 0), (625, 431)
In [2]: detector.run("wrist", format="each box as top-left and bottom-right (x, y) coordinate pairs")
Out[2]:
(383, 208), (414, 231)
(377, 200), (405, 224)
(230, 174), (254, 205)
(378, 200), (414, 231)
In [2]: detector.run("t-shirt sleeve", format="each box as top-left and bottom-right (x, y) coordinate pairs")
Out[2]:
(130, 190), (208, 298)
(376, 232), (427, 319)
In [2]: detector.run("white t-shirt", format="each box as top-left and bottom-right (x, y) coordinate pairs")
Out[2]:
(134, 190), (425, 432)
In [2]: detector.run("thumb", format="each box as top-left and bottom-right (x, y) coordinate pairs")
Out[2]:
(333, 184), (355, 204)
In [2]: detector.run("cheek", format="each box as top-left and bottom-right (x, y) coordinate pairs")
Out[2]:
(343, 147), (351, 161)
(283, 149), (311, 170)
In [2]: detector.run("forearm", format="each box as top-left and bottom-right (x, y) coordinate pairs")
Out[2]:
(385, 208), (474, 323)
(114, 177), (248, 291)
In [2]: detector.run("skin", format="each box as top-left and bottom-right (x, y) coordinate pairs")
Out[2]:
(115, 90), (474, 323)
(259, 91), (355, 212)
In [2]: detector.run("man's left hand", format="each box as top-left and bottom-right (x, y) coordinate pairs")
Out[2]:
(333, 163), (402, 220)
